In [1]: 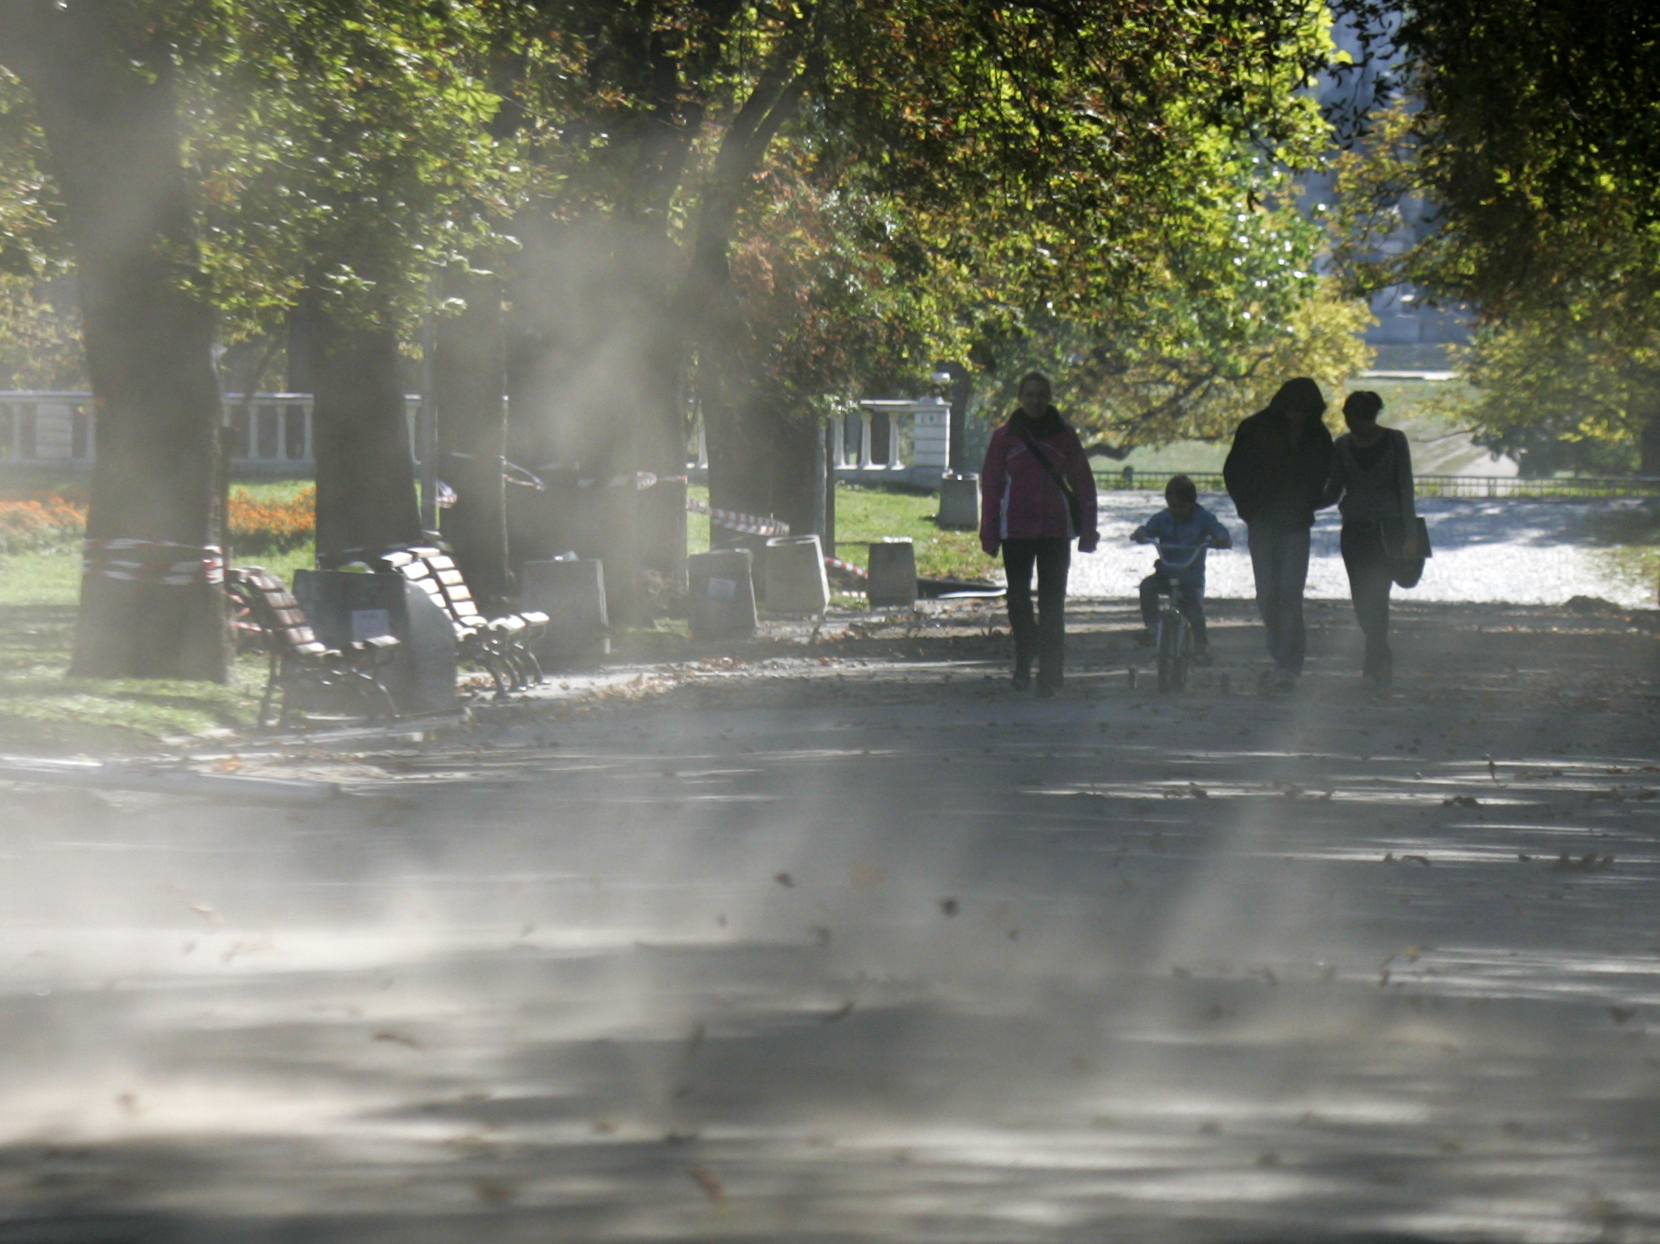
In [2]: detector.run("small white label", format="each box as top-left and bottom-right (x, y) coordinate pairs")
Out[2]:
(706, 577), (737, 601)
(351, 608), (391, 641)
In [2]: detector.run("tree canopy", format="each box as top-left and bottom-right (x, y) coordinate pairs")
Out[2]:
(1330, 0), (1660, 472)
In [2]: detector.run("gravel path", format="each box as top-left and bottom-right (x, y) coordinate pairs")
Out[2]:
(1070, 490), (1655, 607)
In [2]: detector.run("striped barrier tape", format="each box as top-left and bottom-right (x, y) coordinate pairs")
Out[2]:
(83, 538), (224, 586)
(684, 497), (792, 537)
(824, 555), (868, 580)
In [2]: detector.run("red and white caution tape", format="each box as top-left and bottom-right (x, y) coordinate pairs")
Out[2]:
(684, 497), (791, 537)
(82, 539), (224, 586)
(634, 472), (689, 491)
(824, 556), (867, 580)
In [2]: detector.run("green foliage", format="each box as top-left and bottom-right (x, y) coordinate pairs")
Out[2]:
(969, 161), (1374, 446)
(1328, 0), (1660, 470)
(0, 67), (80, 387)
(1455, 317), (1658, 476)
(186, 0), (521, 341)
(725, 142), (961, 413)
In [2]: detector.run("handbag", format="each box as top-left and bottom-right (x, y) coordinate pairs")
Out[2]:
(1013, 427), (1084, 535)
(1381, 515), (1431, 588)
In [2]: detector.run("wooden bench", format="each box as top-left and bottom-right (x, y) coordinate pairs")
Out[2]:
(225, 567), (401, 728)
(369, 547), (547, 695)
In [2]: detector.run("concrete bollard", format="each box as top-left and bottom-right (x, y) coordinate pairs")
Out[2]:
(520, 558), (609, 667)
(294, 569), (457, 715)
(937, 473), (980, 529)
(764, 534), (831, 616)
(867, 537), (918, 608)
(687, 548), (758, 640)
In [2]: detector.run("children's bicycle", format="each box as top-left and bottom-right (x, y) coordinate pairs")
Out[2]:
(1152, 544), (1206, 694)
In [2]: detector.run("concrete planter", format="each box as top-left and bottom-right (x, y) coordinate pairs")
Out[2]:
(764, 535), (830, 616)
(687, 548), (758, 640)
(867, 537), (918, 609)
(520, 558), (609, 667)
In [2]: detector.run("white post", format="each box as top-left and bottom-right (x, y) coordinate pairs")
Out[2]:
(859, 410), (873, 468)
(301, 398), (313, 464)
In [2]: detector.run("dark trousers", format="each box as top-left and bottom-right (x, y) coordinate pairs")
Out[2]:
(1246, 524), (1311, 674)
(1002, 537), (1070, 688)
(1340, 521), (1394, 677)
(1139, 572), (1209, 648)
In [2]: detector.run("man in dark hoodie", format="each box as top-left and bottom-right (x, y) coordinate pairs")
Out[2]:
(1222, 377), (1334, 692)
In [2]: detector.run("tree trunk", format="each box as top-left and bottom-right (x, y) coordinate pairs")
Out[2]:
(770, 407), (822, 538)
(1640, 410), (1660, 476)
(434, 267), (510, 608)
(4, 6), (228, 681)
(306, 294), (423, 560)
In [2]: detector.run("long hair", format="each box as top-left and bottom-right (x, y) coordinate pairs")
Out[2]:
(1266, 377), (1327, 417)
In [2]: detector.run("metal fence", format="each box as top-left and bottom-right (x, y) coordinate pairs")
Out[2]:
(1094, 468), (1660, 500)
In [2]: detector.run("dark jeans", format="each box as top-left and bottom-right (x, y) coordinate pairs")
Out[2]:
(1340, 521), (1394, 678)
(1139, 572), (1209, 648)
(1246, 524), (1311, 674)
(1002, 537), (1071, 688)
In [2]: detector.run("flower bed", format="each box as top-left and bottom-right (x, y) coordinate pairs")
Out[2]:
(0, 488), (88, 555)
(228, 485), (315, 553)
(0, 485), (316, 557)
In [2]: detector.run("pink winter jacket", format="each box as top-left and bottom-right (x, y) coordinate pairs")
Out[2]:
(979, 408), (1100, 554)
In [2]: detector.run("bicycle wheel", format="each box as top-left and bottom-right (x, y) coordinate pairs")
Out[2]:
(1172, 614), (1193, 691)
(1157, 609), (1183, 693)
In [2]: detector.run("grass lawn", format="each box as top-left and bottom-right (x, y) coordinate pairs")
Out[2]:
(688, 482), (991, 583)
(0, 503), (317, 751)
(0, 544), (295, 753)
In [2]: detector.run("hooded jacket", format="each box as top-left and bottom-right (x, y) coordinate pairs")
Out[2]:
(1223, 407), (1335, 531)
(979, 407), (1100, 553)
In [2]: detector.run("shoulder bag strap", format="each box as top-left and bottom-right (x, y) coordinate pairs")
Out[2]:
(1013, 426), (1082, 529)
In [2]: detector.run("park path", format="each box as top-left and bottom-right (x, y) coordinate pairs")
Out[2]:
(0, 600), (1658, 1240)
(1071, 490), (1654, 607)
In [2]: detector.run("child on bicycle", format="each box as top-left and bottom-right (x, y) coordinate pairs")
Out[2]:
(1131, 474), (1232, 665)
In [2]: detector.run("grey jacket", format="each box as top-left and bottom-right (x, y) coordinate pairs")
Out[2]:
(1325, 428), (1416, 524)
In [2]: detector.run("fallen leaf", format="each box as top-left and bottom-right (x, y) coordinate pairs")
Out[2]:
(371, 1030), (422, 1049)
(1610, 1005), (1637, 1025)
(822, 1000), (855, 1023)
(687, 1165), (723, 1201)
(939, 897), (959, 917)
(774, 872), (795, 888)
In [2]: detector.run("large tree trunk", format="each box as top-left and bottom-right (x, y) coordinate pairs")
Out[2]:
(434, 267), (510, 608)
(306, 294), (423, 560)
(5, 4), (228, 681)
(1639, 409), (1660, 476)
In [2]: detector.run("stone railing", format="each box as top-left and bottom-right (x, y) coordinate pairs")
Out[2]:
(690, 398), (952, 489)
(0, 392), (425, 473)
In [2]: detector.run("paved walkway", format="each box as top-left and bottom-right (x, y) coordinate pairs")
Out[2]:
(1071, 490), (1655, 607)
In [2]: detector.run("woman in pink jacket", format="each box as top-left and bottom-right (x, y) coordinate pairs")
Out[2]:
(979, 372), (1100, 696)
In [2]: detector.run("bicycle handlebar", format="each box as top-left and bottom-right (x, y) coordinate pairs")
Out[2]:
(1151, 543), (1212, 571)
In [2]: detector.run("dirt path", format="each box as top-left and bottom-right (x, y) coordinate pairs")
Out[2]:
(1, 599), (1659, 1242)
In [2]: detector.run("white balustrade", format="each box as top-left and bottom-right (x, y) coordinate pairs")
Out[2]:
(0, 392), (425, 472)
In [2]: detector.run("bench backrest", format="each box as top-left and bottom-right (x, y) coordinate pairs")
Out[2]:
(227, 568), (328, 658)
(379, 547), (487, 633)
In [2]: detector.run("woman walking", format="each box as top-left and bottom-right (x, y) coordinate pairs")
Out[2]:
(979, 372), (1099, 697)
(1325, 390), (1418, 693)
